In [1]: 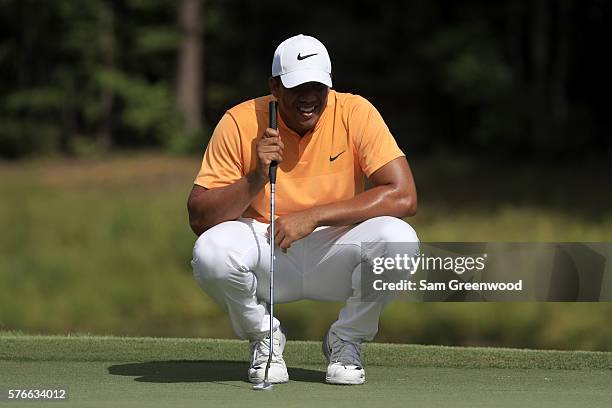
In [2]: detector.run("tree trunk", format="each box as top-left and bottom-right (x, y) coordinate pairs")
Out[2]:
(177, 0), (203, 131)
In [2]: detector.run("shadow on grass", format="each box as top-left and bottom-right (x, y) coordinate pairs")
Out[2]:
(107, 360), (324, 383)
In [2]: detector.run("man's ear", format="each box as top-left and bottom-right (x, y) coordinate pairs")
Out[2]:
(269, 76), (281, 98)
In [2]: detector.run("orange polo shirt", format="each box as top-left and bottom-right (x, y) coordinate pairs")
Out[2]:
(194, 90), (404, 223)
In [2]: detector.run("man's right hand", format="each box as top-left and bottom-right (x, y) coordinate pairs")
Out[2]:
(188, 127), (284, 235)
(256, 127), (284, 181)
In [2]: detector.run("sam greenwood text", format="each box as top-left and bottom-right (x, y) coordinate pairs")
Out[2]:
(373, 279), (523, 292)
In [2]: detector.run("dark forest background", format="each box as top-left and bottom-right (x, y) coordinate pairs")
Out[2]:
(1, 0), (609, 160)
(2, 0), (612, 349)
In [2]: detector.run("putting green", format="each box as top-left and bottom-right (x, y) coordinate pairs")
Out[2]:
(1, 333), (612, 407)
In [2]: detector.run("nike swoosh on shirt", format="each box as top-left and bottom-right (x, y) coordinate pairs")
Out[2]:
(297, 53), (318, 60)
(329, 151), (345, 162)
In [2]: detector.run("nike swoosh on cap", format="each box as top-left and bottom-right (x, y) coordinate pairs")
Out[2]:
(297, 53), (318, 60)
(329, 151), (345, 162)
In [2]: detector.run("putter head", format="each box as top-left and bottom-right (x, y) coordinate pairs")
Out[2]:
(252, 381), (274, 391)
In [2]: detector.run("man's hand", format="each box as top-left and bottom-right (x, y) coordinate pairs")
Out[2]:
(256, 127), (284, 181)
(268, 210), (318, 252)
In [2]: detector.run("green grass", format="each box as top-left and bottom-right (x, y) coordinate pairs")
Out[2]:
(2, 332), (612, 369)
(1, 154), (612, 349)
(2, 334), (612, 407)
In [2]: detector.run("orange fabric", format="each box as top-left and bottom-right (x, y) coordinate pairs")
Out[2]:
(194, 90), (405, 223)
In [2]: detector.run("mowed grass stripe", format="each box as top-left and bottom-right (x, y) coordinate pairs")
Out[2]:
(2, 333), (612, 370)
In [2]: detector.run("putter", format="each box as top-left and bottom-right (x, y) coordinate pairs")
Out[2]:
(253, 100), (278, 391)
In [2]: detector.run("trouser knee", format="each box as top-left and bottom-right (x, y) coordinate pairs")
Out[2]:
(371, 216), (419, 244)
(191, 223), (250, 286)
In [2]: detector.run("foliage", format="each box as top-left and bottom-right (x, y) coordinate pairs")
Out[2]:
(0, 0), (197, 157)
(1, 0), (610, 158)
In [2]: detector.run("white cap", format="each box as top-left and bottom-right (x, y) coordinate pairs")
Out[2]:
(272, 34), (332, 89)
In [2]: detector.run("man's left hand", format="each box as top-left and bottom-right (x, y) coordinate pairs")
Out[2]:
(268, 210), (318, 252)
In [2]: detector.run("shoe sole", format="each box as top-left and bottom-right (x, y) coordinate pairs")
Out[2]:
(248, 363), (289, 384)
(325, 376), (365, 385)
(249, 376), (289, 385)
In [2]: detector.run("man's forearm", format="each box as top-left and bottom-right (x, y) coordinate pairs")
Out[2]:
(309, 184), (416, 228)
(188, 171), (267, 235)
(309, 157), (417, 228)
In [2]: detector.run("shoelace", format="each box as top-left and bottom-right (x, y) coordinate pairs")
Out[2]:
(252, 334), (282, 365)
(330, 335), (362, 367)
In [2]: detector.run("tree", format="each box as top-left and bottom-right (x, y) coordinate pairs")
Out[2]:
(176, 0), (203, 132)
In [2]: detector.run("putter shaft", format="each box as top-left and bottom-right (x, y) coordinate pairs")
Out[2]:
(260, 100), (278, 389)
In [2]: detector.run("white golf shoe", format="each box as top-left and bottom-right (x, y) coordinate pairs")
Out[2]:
(322, 329), (365, 385)
(248, 328), (289, 384)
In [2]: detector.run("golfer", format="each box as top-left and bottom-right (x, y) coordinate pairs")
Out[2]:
(188, 34), (419, 385)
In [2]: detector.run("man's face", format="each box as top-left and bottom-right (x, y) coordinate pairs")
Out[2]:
(270, 78), (329, 136)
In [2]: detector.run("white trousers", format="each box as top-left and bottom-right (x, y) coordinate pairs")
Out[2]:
(191, 216), (419, 342)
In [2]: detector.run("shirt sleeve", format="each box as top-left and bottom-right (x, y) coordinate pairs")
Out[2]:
(194, 112), (244, 189)
(350, 96), (405, 177)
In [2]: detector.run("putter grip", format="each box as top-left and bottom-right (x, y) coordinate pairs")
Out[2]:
(269, 101), (278, 184)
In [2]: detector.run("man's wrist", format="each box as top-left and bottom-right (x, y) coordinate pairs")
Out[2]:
(308, 206), (323, 228)
(246, 170), (268, 190)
